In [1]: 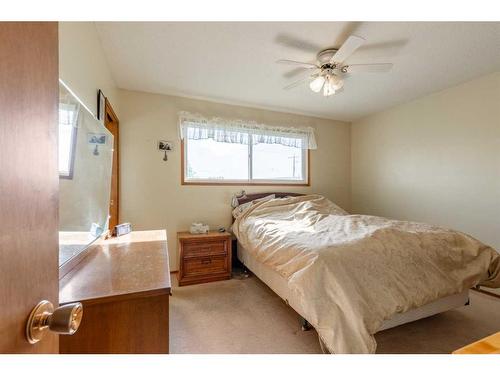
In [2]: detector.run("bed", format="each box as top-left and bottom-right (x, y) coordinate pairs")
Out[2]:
(231, 193), (500, 354)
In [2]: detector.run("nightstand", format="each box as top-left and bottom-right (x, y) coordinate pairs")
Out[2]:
(177, 231), (232, 286)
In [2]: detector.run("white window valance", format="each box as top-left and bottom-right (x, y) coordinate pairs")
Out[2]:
(178, 111), (317, 150)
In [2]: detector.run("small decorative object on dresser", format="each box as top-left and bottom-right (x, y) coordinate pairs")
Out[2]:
(113, 222), (132, 237)
(178, 231), (232, 286)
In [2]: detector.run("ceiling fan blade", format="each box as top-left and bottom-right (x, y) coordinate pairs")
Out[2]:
(285, 67), (320, 79)
(283, 67), (311, 79)
(356, 39), (408, 58)
(275, 34), (323, 53)
(283, 72), (319, 90)
(276, 59), (319, 69)
(343, 63), (393, 73)
(330, 35), (366, 64)
(283, 78), (310, 90)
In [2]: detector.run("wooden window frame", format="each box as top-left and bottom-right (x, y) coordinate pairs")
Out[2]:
(180, 139), (311, 187)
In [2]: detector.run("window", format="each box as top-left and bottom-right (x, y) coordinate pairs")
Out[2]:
(59, 103), (79, 178)
(180, 112), (315, 185)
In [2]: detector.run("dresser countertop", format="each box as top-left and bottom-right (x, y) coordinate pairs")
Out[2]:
(60, 230), (171, 304)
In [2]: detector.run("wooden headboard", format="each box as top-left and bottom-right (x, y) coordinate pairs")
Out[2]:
(236, 192), (304, 206)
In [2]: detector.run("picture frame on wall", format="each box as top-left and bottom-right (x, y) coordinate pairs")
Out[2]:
(97, 89), (105, 124)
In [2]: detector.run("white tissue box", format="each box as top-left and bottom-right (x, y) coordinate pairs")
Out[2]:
(190, 223), (209, 234)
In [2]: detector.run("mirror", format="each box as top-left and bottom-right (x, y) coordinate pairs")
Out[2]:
(58, 80), (114, 268)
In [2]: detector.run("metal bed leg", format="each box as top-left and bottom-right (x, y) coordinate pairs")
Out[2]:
(241, 265), (250, 278)
(300, 317), (312, 331)
(233, 264), (250, 279)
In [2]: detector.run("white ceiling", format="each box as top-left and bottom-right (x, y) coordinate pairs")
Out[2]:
(95, 22), (500, 121)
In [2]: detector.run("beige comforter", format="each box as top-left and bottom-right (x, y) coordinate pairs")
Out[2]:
(232, 195), (500, 354)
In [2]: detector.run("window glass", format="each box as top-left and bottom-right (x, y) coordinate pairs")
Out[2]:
(252, 141), (304, 181)
(185, 138), (248, 180)
(58, 108), (77, 176)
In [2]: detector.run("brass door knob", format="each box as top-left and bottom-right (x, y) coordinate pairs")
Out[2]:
(26, 300), (83, 344)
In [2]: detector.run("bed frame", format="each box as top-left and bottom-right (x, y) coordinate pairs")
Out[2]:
(232, 192), (471, 350)
(235, 192), (304, 205)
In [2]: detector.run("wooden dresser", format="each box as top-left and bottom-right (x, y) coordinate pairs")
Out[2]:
(178, 231), (232, 286)
(59, 230), (171, 353)
(453, 331), (500, 354)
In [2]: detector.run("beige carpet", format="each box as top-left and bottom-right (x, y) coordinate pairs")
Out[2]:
(169, 272), (500, 354)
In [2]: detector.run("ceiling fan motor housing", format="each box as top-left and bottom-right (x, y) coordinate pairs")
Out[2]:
(316, 48), (339, 66)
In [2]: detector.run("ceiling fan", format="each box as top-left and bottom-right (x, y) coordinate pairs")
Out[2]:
(277, 35), (393, 97)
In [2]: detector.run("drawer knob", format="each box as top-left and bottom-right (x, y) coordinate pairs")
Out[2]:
(201, 258), (212, 265)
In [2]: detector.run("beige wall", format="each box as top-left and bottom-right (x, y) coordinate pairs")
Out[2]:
(59, 22), (119, 116)
(118, 89), (351, 270)
(352, 72), (500, 251)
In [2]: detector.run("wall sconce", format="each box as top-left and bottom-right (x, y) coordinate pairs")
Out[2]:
(158, 140), (173, 161)
(88, 132), (107, 156)
(231, 190), (247, 208)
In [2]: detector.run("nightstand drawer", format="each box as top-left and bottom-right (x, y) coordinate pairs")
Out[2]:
(183, 255), (228, 277)
(182, 241), (227, 257)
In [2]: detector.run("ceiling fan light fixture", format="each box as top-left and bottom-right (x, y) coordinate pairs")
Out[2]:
(322, 74), (341, 96)
(323, 81), (335, 96)
(320, 74), (344, 96)
(330, 74), (344, 91)
(309, 76), (325, 93)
